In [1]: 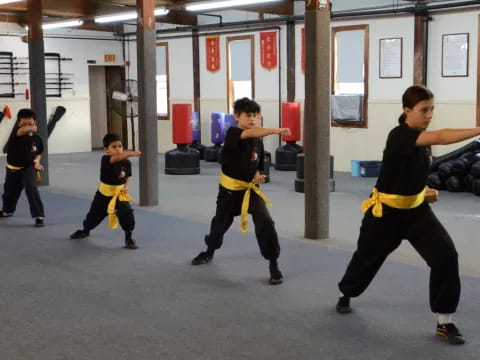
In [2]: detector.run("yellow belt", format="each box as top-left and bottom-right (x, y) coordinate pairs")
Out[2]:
(361, 187), (426, 218)
(98, 181), (132, 229)
(6, 163), (23, 170)
(219, 172), (272, 233)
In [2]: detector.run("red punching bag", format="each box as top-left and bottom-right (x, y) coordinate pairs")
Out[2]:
(281, 102), (300, 142)
(172, 104), (193, 145)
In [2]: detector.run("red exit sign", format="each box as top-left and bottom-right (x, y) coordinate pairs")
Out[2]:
(104, 54), (116, 62)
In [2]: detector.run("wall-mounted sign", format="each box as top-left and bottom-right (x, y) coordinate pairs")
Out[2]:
(104, 54), (116, 62)
(260, 31), (278, 71)
(206, 36), (220, 73)
(442, 33), (469, 77)
(379, 37), (402, 78)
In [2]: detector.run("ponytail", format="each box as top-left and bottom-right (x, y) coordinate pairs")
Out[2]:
(398, 113), (406, 124)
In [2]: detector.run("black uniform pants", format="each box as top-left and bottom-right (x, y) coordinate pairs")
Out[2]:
(83, 191), (135, 233)
(205, 186), (280, 261)
(2, 166), (44, 218)
(338, 203), (460, 314)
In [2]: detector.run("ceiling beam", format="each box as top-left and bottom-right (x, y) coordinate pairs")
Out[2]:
(0, 13), (23, 24)
(159, 9), (197, 25)
(235, 0), (294, 16)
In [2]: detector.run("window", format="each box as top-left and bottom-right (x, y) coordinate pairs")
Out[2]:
(227, 35), (255, 112)
(156, 42), (169, 119)
(331, 25), (369, 128)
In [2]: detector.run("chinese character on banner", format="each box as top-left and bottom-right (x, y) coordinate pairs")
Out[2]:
(260, 31), (277, 71)
(301, 28), (305, 74)
(206, 36), (220, 73)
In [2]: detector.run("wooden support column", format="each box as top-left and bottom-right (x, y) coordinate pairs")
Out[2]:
(286, 21), (296, 102)
(27, 0), (49, 185)
(304, 0), (330, 240)
(136, 0), (158, 206)
(413, 6), (430, 85)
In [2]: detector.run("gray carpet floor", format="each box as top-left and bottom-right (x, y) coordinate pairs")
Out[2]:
(0, 187), (479, 360)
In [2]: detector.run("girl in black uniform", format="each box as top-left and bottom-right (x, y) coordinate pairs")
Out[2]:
(0, 109), (45, 227)
(70, 133), (141, 249)
(336, 85), (480, 345)
(191, 98), (291, 285)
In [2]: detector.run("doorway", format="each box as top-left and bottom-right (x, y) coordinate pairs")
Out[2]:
(88, 65), (126, 150)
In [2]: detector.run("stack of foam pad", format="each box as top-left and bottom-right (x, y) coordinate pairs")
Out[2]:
(165, 104), (200, 175)
(274, 102), (303, 171)
(427, 139), (480, 195)
(204, 112), (225, 162)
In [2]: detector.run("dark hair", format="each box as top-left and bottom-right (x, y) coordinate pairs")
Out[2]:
(233, 97), (261, 115)
(103, 133), (122, 148)
(398, 85), (434, 124)
(17, 108), (36, 122)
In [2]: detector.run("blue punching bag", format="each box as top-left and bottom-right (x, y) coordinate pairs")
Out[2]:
(205, 112), (225, 162)
(190, 111), (206, 160)
(217, 113), (237, 164)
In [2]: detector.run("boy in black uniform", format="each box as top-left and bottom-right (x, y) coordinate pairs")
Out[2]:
(336, 85), (480, 345)
(0, 108), (45, 227)
(70, 133), (141, 249)
(191, 98), (291, 285)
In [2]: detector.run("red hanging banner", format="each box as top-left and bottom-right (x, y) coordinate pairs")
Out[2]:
(301, 28), (305, 74)
(260, 31), (278, 71)
(206, 36), (220, 73)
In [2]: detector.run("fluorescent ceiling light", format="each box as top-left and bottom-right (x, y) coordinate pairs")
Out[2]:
(154, 8), (169, 16)
(95, 11), (137, 23)
(186, 0), (280, 12)
(42, 20), (84, 30)
(0, 0), (23, 5)
(95, 8), (169, 23)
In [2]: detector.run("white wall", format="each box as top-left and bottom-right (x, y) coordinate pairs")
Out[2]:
(295, 10), (480, 171)
(126, 36), (195, 153)
(198, 26), (288, 156)
(0, 23), (123, 154)
(424, 11), (479, 156)
(1, 8), (479, 167)
(329, 15), (415, 171)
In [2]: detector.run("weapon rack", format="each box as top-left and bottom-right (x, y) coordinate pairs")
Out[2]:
(0, 51), (73, 98)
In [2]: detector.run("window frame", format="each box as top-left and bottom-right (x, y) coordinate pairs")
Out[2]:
(331, 24), (369, 129)
(226, 35), (255, 113)
(156, 41), (170, 121)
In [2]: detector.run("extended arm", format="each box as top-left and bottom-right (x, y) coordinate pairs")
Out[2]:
(109, 150), (142, 164)
(416, 128), (480, 146)
(240, 127), (291, 139)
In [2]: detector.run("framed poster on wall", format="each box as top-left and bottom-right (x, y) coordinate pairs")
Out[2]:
(379, 37), (402, 78)
(442, 33), (469, 77)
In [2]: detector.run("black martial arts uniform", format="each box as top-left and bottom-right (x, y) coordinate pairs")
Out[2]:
(338, 123), (460, 314)
(2, 133), (45, 218)
(204, 127), (280, 261)
(81, 155), (135, 234)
